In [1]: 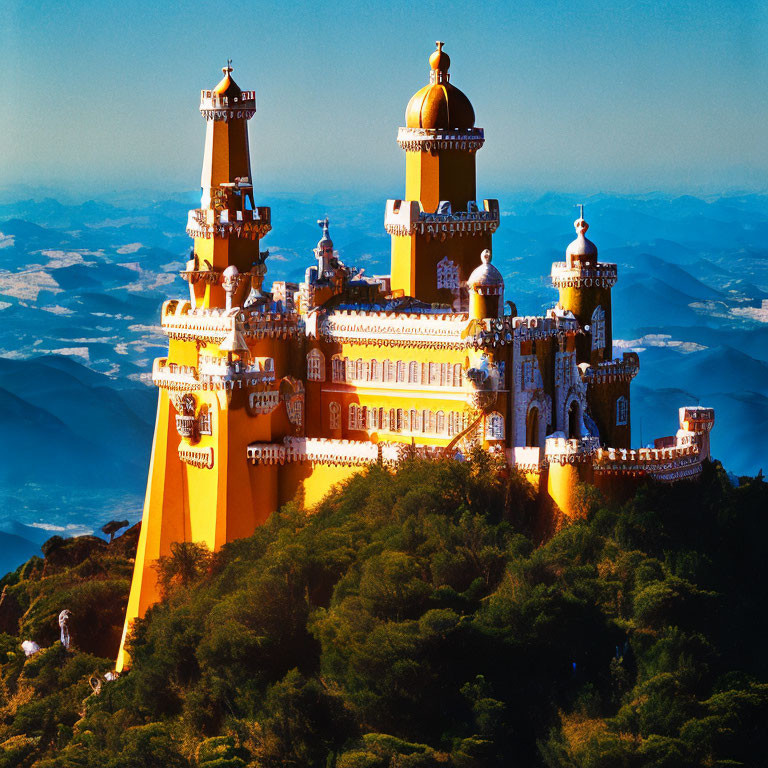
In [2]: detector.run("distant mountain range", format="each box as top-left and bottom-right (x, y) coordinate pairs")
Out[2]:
(0, 190), (766, 568)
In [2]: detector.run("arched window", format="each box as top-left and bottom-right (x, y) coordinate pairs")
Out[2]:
(526, 406), (539, 447)
(408, 361), (419, 384)
(331, 355), (345, 382)
(348, 404), (359, 430)
(436, 411), (446, 434)
(396, 360), (406, 383)
(383, 360), (394, 382)
(329, 401), (341, 430)
(389, 409), (397, 432)
(429, 363), (439, 386)
(396, 409), (404, 432)
(591, 305), (606, 350)
(427, 411), (436, 433)
(369, 359), (381, 382)
(453, 363), (463, 388)
(306, 349), (325, 381)
(355, 359), (364, 380)
(486, 412), (504, 441)
(345, 359), (355, 381)
(616, 396), (628, 426)
(409, 408), (419, 432)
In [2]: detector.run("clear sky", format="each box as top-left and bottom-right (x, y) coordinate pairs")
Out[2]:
(2, 0), (767, 198)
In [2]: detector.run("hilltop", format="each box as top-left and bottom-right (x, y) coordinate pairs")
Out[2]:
(0, 456), (765, 766)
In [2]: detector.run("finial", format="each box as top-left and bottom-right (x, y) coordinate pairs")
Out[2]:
(223, 58), (233, 75)
(481, 249), (492, 264)
(429, 41), (450, 74)
(574, 203), (589, 236)
(317, 217), (329, 235)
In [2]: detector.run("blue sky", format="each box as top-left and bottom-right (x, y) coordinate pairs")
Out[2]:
(3, 0), (767, 197)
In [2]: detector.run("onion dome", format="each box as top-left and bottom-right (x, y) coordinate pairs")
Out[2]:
(405, 42), (475, 130)
(213, 60), (242, 99)
(566, 205), (598, 259)
(468, 249), (503, 288)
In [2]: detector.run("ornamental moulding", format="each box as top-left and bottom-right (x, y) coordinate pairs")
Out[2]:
(178, 444), (214, 469)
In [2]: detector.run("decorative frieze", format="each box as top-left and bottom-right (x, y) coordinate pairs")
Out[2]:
(396, 126), (485, 153)
(551, 262), (618, 289)
(385, 199), (499, 239)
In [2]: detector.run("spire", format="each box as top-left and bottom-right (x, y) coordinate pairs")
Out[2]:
(317, 217), (333, 249)
(566, 204), (597, 261)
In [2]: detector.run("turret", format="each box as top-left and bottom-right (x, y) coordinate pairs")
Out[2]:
(183, 62), (272, 309)
(386, 42), (499, 307)
(467, 249), (504, 319)
(551, 207), (617, 365)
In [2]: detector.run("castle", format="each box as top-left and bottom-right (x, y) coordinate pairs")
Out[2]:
(116, 45), (714, 671)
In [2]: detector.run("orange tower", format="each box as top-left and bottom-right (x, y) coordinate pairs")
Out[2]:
(386, 42), (500, 308)
(116, 64), (281, 671)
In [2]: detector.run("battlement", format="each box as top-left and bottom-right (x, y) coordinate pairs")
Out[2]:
(186, 206), (271, 240)
(580, 352), (640, 383)
(384, 199), (500, 238)
(160, 301), (300, 343)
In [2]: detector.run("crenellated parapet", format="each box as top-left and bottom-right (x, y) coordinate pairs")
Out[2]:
(186, 206), (271, 240)
(579, 352), (640, 384)
(160, 301), (300, 343)
(385, 199), (499, 239)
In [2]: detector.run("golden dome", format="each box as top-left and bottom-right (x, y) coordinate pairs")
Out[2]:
(405, 42), (475, 130)
(213, 61), (242, 98)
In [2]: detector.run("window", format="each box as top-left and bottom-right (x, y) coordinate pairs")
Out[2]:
(408, 361), (419, 384)
(436, 411), (446, 434)
(522, 359), (536, 388)
(437, 256), (459, 291)
(591, 305), (606, 350)
(486, 412), (504, 441)
(307, 349), (325, 381)
(410, 408), (419, 432)
(384, 360), (394, 382)
(332, 355), (345, 382)
(354, 359), (364, 380)
(346, 359), (355, 381)
(329, 401), (341, 430)
(396, 360), (406, 382)
(349, 404), (360, 430)
(453, 363), (463, 388)
(616, 396), (628, 426)
(198, 407), (212, 435)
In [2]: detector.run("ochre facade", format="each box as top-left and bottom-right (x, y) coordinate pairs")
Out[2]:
(116, 47), (714, 671)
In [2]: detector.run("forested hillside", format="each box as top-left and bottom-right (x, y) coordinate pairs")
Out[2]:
(0, 455), (765, 767)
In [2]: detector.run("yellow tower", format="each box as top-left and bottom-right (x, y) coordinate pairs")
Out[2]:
(386, 42), (499, 307)
(116, 64), (281, 672)
(551, 207), (617, 365)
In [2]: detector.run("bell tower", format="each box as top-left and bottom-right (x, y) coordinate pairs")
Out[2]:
(386, 42), (499, 308)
